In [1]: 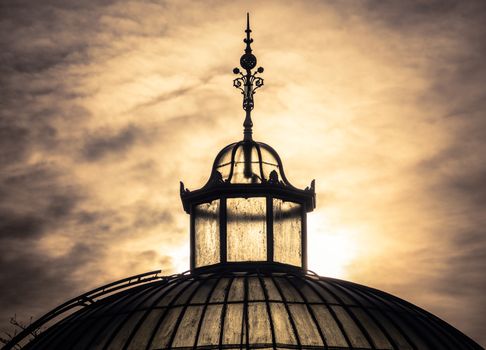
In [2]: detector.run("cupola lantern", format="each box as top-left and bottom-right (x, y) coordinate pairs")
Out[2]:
(4, 13), (482, 350)
(180, 14), (316, 271)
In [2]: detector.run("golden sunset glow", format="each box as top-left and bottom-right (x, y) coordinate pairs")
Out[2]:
(1, 0), (485, 346)
(308, 214), (359, 278)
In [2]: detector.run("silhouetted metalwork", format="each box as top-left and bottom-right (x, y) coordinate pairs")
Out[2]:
(233, 13), (264, 141)
(3, 14), (484, 350)
(9, 266), (483, 350)
(1, 270), (166, 350)
(180, 138), (315, 271)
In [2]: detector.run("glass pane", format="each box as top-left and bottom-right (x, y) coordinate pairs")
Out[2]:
(273, 277), (303, 302)
(154, 280), (192, 307)
(97, 315), (128, 347)
(248, 277), (265, 301)
(293, 279), (321, 303)
(222, 304), (244, 345)
(228, 277), (244, 301)
(261, 278), (282, 301)
(273, 199), (302, 266)
(216, 147), (233, 180)
(310, 305), (348, 347)
(351, 308), (392, 349)
(384, 310), (428, 349)
(248, 302), (272, 344)
(195, 200), (220, 267)
(368, 309), (413, 349)
(288, 304), (322, 346)
(71, 315), (114, 350)
(210, 278), (230, 302)
(173, 280), (201, 305)
(107, 311), (145, 349)
(231, 145), (262, 184)
(227, 197), (267, 261)
(271, 303), (296, 344)
(172, 306), (204, 347)
(260, 145), (281, 181)
(131, 307), (180, 349)
(191, 278), (218, 303)
(197, 305), (223, 346)
(312, 281), (339, 303)
(331, 306), (370, 348)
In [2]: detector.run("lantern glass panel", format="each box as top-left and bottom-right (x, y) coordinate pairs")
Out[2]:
(273, 199), (302, 266)
(231, 146), (262, 184)
(194, 200), (220, 267)
(259, 146), (280, 181)
(227, 197), (267, 261)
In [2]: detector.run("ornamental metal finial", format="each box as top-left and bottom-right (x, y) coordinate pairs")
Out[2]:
(233, 13), (264, 141)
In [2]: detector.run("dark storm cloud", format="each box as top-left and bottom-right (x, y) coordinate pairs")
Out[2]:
(0, 210), (45, 240)
(0, 241), (104, 328)
(132, 86), (198, 111)
(81, 125), (142, 161)
(0, 166), (81, 241)
(0, 126), (30, 165)
(0, 0), (182, 340)
(0, 161), (173, 328)
(0, 165), (97, 328)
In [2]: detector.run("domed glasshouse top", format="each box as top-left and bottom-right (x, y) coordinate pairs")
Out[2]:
(3, 13), (483, 350)
(18, 269), (482, 350)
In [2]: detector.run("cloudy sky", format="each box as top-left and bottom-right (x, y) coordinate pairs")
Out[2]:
(1, 0), (485, 346)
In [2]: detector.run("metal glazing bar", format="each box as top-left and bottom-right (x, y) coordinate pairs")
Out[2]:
(402, 306), (460, 349)
(316, 280), (377, 349)
(98, 283), (169, 349)
(269, 275), (302, 348)
(299, 277), (353, 348)
(163, 276), (208, 350)
(243, 274), (250, 350)
(254, 143), (265, 181)
(341, 282), (418, 350)
(3, 270), (164, 349)
(356, 283), (452, 350)
(122, 275), (194, 350)
(218, 275), (235, 349)
(49, 282), (152, 349)
(286, 272), (329, 349)
(394, 291), (471, 349)
(326, 280), (398, 350)
(85, 283), (164, 349)
(193, 275), (225, 348)
(301, 204), (307, 270)
(226, 142), (241, 183)
(266, 196), (273, 263)
(256, 270), (277, 350)
(221, 197), (227, 264)
(190, 205), (196, 269)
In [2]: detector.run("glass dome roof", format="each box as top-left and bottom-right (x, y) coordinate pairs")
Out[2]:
(206, 140), (293, 186)
(22, 269), (482, 350)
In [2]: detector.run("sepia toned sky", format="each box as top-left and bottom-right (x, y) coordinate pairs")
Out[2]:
(1, 0), (485, 345)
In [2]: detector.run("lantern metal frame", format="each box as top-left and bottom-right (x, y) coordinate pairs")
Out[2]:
(180, 140), (316, 272)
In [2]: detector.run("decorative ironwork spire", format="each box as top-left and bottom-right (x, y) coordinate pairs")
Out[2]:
(233, 13), (264, 141)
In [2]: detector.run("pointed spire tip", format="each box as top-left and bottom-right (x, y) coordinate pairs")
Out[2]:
(233, 13), (264, 140)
